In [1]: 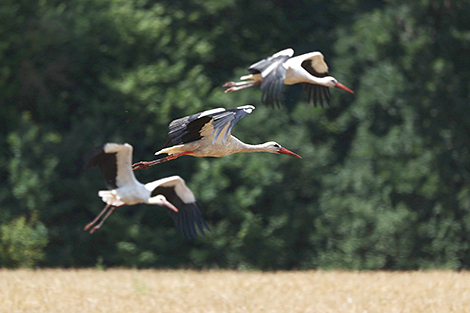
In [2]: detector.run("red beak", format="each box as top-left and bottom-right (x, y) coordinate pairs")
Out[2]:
(279, 147), (302, 159)
(162, 199), (179, 213)
(335, 82), (354, 94)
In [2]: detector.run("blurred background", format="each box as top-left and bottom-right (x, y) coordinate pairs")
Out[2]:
(1, 0), (470, 270)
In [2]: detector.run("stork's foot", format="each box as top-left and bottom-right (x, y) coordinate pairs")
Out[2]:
(223, 82), (236, 87)
(84, 222), (94, 231)
(223, 80), (260, 93)
(86, 205), (118, 234)
(132, 160), (161, 170)
(84, 203), (112, 232)
(224, 86), (249, 93)
(90, 226), (101, 234)
(224, 87), (237, 93)
(133, 152), (194, 170)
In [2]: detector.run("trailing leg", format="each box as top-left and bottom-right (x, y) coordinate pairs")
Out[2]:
(132, 151), (194, 170)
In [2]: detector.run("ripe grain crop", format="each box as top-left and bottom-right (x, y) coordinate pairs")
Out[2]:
(0, 269), (469, 313)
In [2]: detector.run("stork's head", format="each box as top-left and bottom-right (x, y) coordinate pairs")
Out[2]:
(148, 194), (179, 212)
(323, 76), (354, 93)
(265, 142), (302, 159)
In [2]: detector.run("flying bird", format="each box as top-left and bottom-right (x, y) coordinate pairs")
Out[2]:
(85, 143), (209, 238)
(223, 48), (354, 108)
(132, 105), (301, 170)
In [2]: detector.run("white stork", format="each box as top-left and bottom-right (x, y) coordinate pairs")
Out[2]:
(132, 105), (301, 170)
(223, 48), (354, 108)
(85, 143), (209, 238)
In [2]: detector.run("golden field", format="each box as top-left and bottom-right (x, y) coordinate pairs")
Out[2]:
(0, 269), (469, 313)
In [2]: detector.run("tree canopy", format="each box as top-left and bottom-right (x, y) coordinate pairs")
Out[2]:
(1, 0), (470, 270)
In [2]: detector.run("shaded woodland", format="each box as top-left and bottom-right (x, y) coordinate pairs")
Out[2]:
(1, 0), (470, 270)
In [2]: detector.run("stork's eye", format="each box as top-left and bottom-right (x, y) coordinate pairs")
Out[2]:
(273, 144), (280, 148)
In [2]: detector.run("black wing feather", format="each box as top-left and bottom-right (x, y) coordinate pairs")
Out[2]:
(210, 108), (252, 144)
(248, 54), (290, 75)
(151, 186), (210, 239)
(85, 146), (118, 189)
(301, 59), (328, 78)
(166, 110), (211, 146)
(249, 54), (290, 108)
(302, 84), (331, 107)
(170, 116), (212, 146)
(323, 87), (331, 104)
(166, 107), (253, 146)
(300, 58), (332, 107)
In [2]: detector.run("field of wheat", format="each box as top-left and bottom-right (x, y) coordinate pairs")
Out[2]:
(0, 269), (469, 313)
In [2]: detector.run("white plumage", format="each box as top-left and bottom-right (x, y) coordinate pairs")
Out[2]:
(85, 143), (209, 238)
(223, 48), (354, 108)
(132, 105), (302, 170)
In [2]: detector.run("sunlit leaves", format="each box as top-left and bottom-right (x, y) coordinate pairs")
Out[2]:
(0, 216), (48, 268)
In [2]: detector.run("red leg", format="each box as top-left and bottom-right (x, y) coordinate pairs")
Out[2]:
(84, 203), (111, 231)
(90, 206), (118, 234)
(224, 81), (260, 93)
(132, 151), (193, 170)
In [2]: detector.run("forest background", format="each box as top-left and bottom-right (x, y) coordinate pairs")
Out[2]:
(1, 0), (470, 270)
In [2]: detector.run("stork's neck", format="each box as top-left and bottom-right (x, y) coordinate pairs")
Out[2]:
(230, 137), (274, 154)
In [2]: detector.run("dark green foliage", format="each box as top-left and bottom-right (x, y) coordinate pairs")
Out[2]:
(0, 216), (48, 268)
(1, 0), (470, 269)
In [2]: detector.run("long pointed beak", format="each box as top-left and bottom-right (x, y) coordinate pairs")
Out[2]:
(163, 199), (179, 213)
(335, 82), (354, 94)
(279, 147), (302, 159)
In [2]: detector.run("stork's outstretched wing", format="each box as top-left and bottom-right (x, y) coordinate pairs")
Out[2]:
(166, 105), (255, 146)
(145, 175), (210, 239)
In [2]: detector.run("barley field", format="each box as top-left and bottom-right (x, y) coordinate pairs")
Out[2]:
(1, 269), (469, 313)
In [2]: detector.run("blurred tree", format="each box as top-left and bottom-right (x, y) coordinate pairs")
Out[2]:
(2, 0), (470, 270)
(0, 216), (48, 268)
(311, 0), (470, 269)
(0, 0), (219, 267)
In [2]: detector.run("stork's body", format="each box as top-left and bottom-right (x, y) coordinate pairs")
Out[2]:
(223, 48), (354, 108)
(132, 105), (301, 170)
(158, 130), (287, 158)
(85, 143), (209, 238)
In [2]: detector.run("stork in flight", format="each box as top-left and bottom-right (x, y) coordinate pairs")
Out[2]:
(223, 48), (354, 108)
(132, 105), (301, 170)
(85, 143), (209, 238)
